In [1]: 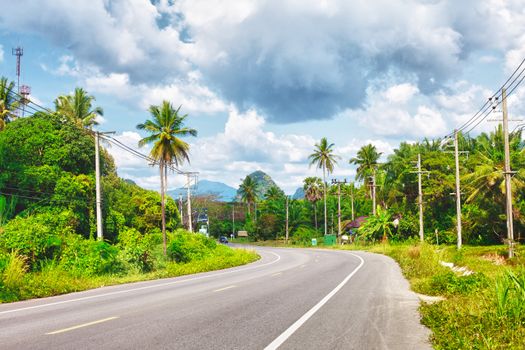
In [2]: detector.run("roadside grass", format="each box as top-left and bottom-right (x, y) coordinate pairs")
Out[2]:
(0, 245), (259, 303)
(249, 239), (525, 349)
(344, 242), (525, 349)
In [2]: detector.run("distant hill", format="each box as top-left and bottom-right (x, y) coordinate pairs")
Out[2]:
(292, 187), (304, 200)
(237, 170), (281, 200)
(168, 180), (237, 202)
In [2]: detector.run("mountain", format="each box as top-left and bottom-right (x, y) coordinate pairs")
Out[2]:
(168, 180), (237, 202)
(292, 187), (304, 200)
(237, 170), (281, 200)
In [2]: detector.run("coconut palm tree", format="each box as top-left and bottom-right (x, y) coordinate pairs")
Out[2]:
(350, 144), (382, 198)
(238, 175), (259, 215)
(137, 101), (197, 255)
(303, 177), (323, 231)
(54, 87), (103, 129)
(0, 77), (18, 131)
(265, 186), (284, 201)
(308, 138), (339, 235)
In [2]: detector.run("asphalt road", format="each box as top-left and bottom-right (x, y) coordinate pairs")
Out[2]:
(0, 246), (431, 349)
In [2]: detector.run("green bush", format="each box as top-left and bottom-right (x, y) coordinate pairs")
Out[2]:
(167, 230), (217, 263)
(117, 227), (155, 272)
(2, 251), (27, 291)
(0, 214), (66, 269)
(292, 226), (316, 245)
(60, 234), (121, 276)
(427, 271), (488, 296)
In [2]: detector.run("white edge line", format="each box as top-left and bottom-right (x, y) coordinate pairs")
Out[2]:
(264, 252), (365, 350)
(0, 251), (281, 316)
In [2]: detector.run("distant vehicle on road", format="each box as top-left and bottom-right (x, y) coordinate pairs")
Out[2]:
(219, 236), (229, 244)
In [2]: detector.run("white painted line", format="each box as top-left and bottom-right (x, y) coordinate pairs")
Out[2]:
(213, 285), (236, 292)
(0, 251), (281, 316)
(272, 272), (283, 277)
(264, 253), (365, 350)
(46, 316), (118, 335)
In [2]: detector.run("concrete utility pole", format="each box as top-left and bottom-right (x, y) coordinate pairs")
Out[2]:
(179, 195), (184, 226)
(232, 203), (235, 237)
(186, 173), (193, 232)
(331, 178), (347, 238)
(95, 132), (103, 240)
(502, 88), (515, 258)
(93, 131), (115, 241)
(454, 130), (463, 250)
(412, 154), (429, 242)
(417, 154), (424, 242)
(350, 182), (355, 221)
(285, 196), (289, 244)
(369, 172), (377, 215)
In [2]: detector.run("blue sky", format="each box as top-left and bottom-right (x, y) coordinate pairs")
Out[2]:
(1, 0), (525, 193)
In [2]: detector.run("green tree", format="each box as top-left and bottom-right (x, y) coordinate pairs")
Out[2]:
(238, 175), (259, 215)
(308, 138), (339, 235)
(350, 144), (382, 199)
(0, 77), (18, 131)
(358, 206), (393, 241)
(303, 177), (323, 231)
(54, 88), (103, 129)
(137, 101), (197, 255)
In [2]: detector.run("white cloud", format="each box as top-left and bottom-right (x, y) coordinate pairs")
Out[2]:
(384, 83), (419, 104)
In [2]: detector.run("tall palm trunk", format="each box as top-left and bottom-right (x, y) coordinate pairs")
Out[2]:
(160, 160), (167, 256)
(323, 166), (327, 236)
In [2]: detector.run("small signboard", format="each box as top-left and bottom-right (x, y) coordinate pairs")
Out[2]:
(237, 230), (248, 237)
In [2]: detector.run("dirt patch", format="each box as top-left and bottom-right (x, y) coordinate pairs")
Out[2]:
(481, 253), (506, 265)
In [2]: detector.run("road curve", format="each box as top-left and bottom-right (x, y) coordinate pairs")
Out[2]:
(0, 246), (431, 349)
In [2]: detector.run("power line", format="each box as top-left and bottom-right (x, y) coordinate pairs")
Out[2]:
(445, 57), (525, 138)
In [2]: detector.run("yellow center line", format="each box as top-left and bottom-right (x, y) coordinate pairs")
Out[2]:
(272, 272), (283, 276)
(213, 285), (236, 292)
(46, 316), (119, 335)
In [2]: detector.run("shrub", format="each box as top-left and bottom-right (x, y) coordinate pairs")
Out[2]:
(428, 271), (488, 296)
(2, 251), (27, 290)
(0, 214), (65, 269)
(292, 226), (316, 245)
(167, 230), (217, 263)
(117, 227), (155, 272)
(60, 234), (121, 276)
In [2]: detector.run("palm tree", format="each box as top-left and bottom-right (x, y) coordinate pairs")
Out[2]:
(54, 87), (103, 129)
(265, 186), (284, 201)
(238, 175), (259, 215)
(303, 177), (323, 231)
(137, 101), (197, 255)
(308, 138), (339, 235)
(0, 77), (18, 131)
(350, 144), (382, 198)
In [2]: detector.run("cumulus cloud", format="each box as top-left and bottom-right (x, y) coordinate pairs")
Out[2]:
(3, 0), (525, 124)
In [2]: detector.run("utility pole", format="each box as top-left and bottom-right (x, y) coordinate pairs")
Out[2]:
(95, 132), (103, 241)
(502, 88), (515, 258)
(94, 131), (115, 241)
(412, 154), (429, 242)
(368, 172), (378, 215)
(350, 182), (355, 221)
(285, 196), (289, 244)
(417, 154), (424, 242)
(179, 195), (184, 226)
(232, 203), (235, 237)
(186, 173), (193, 232)
(331, 178), (347, 238)
(454, 130), (463, 250)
